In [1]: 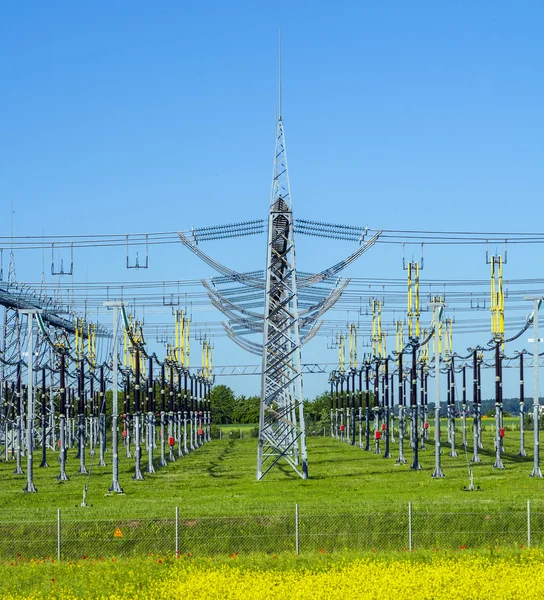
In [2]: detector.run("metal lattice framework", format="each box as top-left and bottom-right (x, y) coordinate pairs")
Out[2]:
(0, 250), (213, 495)
(179, 113), (381, 480)
(257, 115), (307, 479)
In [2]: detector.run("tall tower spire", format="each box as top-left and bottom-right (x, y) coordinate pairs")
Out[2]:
(179, 36), (381, 480)
(278, 30), (282, 121)
(257, 90), (308, 479)
(7, 251), (16, 287)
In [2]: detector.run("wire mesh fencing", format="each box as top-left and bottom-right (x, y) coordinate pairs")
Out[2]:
(0, 502), (542, 560)
(411, 506), (528, 550)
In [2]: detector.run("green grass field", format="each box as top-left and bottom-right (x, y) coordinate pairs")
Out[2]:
(0, 420), (543, 562)
(0, 421), (541, 518)
(216, 423), (257, 439)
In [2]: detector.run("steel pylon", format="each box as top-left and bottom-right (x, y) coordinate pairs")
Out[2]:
(257, 115), (308, 481)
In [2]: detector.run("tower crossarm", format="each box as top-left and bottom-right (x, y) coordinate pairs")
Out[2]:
(187, 219), (266, 244)
(228, 317), (264, 334)
(179, 232), (265, 289)
(296, 231), (381, 288)
(300, 321), (323, 345)
(202, 279), (264, 320)
(294, 219), (367, 242)
(299, 278), (350, 321)
(224, 324), (263, 356)
(0, 287), (86, 336)
(211, 270), (265, 285)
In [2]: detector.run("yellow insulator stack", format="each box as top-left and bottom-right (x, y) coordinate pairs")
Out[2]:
(123, 314), (146, 373)
(136, 321), (146, 376)
(199, 342), (204, 378)
(132, 320), (145, 374)
(206, 340), (212, 382)
(490, 255), (505, 343)
(349, 323), (357, 370)
(440, 318), (453, 374)
(371, 299), (382, 358)
(166, 343), (175, 364)
(123, 314), (133, 367)
(395, 320), (404, 355)
(395, 320), (404, 378)
(54, 332), (66, 354)
(379, 330), (387, 373)
(431, 297), (444, 357)
(184, 314), (191, 369)
(337, 333), (346, 374)
(407, 262), (421, 339)
(420, 328), (429, 366)
(444, 318), (454, 359)
(75, 317), (85, 364)
(169, 309), (191, 372)
(174, 309), (184, 368)
(200, 340), (213, 382)
(87, 322), (97, 371)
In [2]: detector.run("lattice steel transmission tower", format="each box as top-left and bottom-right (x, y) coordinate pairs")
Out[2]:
(257, 112), (308, 480)
(179, 100), (380, 481)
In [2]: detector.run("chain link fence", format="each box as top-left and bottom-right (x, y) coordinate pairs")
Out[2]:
(0, 502), (542, 560)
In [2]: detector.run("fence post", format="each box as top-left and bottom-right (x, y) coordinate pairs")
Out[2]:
(295, 504), (299, 555)
(527, 500), (531, 549)
(175, 506), (179, 557)
(57, 509), (61, 562)
(408, 502), (413, 551)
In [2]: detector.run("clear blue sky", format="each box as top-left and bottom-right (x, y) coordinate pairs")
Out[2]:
(1, 1), (543, 400)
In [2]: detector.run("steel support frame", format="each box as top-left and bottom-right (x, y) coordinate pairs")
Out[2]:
(257, 116), (308, 481)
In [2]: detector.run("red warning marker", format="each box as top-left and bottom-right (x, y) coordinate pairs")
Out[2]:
(169, 437), (175, 447)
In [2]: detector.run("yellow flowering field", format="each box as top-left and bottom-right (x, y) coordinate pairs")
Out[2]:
(2, 550), (544, 599)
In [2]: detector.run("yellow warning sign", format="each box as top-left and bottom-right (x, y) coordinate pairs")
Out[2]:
(114, 527), (123, 538)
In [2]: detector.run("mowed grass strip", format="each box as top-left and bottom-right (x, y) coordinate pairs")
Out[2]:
(0, 426), (541, 517)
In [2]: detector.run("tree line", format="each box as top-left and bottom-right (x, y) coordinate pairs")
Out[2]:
(211, 384), (543, 427)
(210, 385), (330, 432)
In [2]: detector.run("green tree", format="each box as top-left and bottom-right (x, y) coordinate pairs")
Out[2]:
(303, 391), (332, 432)
(210, 384), (236, 424)
(233, 395), (260, 424)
